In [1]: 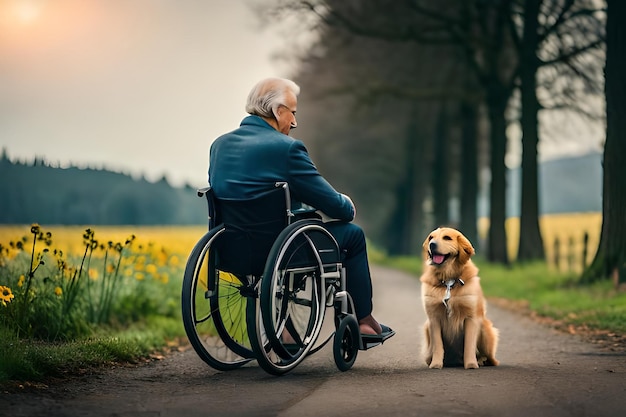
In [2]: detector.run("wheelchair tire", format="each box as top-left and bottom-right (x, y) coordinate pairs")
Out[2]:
(333, 315), (359, 372)
(181, 226), (255, 371)
(249, 220), (339, 375)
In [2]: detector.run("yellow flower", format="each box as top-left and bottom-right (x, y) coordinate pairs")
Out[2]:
(17, 275), (25, 287)
(157, 250), (168, 266)
(54, 287), (63, 296)
(169, 256), (180, 267)
(88, 269), (99, 280)
(145, 264), (158, 275)
(0, 285), (15, 306)
(135, 272), (145, 281)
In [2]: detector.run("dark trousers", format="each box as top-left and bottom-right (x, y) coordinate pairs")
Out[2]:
(324, 222), (373, 320)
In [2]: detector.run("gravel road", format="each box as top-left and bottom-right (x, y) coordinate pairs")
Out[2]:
(2, 265), (625, 417)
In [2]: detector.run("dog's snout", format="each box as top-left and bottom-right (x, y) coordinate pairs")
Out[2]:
(429, 241), (437, 252)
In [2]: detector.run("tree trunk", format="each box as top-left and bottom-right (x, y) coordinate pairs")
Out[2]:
(517, 0), (545, 262)
(433, 105), (450, 228)
(386, 112), (427, 255)
(459, 100), (479, 247)
(582, 0), (626, 283)
(387, 179), (413, 256)
(486, 84), (510, 264)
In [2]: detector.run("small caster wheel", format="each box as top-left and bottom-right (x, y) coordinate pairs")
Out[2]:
(333, 315), (359, 371)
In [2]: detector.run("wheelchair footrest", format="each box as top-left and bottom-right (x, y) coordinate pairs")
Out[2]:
(359, 325), (396, 350)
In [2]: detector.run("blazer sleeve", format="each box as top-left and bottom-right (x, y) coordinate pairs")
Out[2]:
(287, 140), (355, 221)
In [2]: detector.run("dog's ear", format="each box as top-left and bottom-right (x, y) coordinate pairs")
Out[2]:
(422, 233), (432, 261)
(457, 233), (475, 263)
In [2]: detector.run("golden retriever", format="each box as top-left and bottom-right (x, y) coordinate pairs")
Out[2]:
(420, 227), (499, 369)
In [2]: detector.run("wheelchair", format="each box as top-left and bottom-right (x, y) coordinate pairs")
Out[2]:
(181, 182), (390, 375)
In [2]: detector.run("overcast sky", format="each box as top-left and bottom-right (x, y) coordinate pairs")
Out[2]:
(0, 0), (604, 188)
(0, 0), (292, 187)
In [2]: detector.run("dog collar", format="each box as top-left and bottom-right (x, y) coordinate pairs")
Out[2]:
(442, 278), (465, 308)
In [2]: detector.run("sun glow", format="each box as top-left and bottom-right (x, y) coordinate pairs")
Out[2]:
(10, 0), (43, 25)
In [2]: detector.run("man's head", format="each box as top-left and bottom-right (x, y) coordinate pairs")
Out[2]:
(246, 78), (299, 135)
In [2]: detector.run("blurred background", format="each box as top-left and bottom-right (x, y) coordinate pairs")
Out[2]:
(0, 0), (609, 265)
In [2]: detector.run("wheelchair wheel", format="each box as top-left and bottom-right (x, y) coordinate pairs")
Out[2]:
(333, 315), (359, 372)
(249, 220), (340, 375)
(181, 226), (254, 371)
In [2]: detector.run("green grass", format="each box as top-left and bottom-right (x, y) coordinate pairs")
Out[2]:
(0, 316), (186, 384)
(472, 261), (626, 333)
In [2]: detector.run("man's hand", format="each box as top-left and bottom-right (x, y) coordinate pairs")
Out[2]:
(341, 193), (356, 218)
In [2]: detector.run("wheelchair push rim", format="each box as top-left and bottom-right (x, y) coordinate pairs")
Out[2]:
(249, 220), (341, 375)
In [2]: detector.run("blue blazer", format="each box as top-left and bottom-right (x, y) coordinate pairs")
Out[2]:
(208, 115), (354, 222)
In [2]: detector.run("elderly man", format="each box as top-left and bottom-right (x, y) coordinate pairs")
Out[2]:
(208, 77), (393, 339)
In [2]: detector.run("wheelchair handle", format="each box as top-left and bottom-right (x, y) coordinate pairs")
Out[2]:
(275, 182), (295, 223)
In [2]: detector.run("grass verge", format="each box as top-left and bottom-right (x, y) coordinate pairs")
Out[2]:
(0, 316), (186, 385)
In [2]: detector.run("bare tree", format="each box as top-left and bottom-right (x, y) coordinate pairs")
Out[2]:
(582, 0), (626, 283)
(512, 0), (605, 262)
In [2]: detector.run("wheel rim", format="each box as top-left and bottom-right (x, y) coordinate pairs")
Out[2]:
(252, 223), (332, 374)
(182, 228), (254, 370)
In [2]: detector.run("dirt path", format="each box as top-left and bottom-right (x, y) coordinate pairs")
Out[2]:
(2, 265), (625, 417)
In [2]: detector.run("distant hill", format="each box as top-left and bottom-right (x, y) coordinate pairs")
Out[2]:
(478, 151), (603, 218)
(0, 156), (208, 225)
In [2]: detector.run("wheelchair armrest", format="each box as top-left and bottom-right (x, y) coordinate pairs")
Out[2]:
(197, 186), (212, 198)
(316, 210), (341, 223)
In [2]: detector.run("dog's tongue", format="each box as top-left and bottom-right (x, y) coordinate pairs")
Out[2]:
(432, 254), (445, 265)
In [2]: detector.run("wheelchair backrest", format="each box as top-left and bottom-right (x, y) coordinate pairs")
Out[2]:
(199, 183), (291, 277)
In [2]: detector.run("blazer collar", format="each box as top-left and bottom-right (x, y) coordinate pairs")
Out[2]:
(240, 115), (275, 130)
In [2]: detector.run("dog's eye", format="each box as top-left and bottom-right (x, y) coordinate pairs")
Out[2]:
(428, 235), (433, 241)
(443, 235), (452, 241)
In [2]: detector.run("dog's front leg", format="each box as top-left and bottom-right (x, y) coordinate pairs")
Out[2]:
(428, 320), (445, 369)
(463, 317), (480, 369)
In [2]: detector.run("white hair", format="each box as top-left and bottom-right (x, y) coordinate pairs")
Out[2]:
(245, 78), (300, 119)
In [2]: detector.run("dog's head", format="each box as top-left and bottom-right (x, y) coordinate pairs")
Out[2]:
(422, 227), (475, 270)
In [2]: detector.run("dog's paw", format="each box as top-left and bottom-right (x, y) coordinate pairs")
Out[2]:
(464, 362), (479, 369)
(429, 361), (443, 369)
(479, 355), (500, 366)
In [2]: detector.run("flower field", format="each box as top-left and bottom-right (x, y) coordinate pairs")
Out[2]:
(478, 212), (602, 272)
(0, 224), (206, 341)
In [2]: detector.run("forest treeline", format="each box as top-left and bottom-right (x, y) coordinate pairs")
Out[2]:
(0, 154), (207, 225)
(0, 149), (601, 227)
